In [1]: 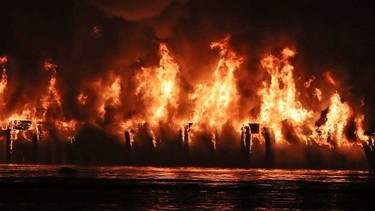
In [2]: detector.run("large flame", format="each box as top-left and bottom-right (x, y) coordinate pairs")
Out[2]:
(317, 92), (352, 147)
(258, 48), (313, 142)
(0, 37), (369, 153)
(190, 36), (242, 147)
(135, 43), (180, 127)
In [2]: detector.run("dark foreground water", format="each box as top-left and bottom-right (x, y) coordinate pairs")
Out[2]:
(0, 165), (374, 210)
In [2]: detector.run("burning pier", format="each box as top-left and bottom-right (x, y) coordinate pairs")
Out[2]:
(0, 36), (372, 169)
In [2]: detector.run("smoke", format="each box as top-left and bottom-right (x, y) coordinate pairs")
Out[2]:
(88, 0), (190, 38)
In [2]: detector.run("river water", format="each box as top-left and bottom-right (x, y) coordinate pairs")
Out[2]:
(0, 165), (374, 209)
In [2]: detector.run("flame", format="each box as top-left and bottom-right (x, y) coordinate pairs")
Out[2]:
(317, 92), (352, 147)
(258, 48), (313, 142)
(191, 36), (242, 128)
(304, 75), (316, 88)
(135, 43), (179, 126)
(77, 92), (88, 105)
(190, 36), (242, 146)
(355, 114), (368, 142)
(0, 38), (369, 153)
(0, 56), (8, 96)
(313, 88), (322, 101)
(106, 76), (121, 106)
(323, 71), (336, 85)
(41, 60), (62, 120)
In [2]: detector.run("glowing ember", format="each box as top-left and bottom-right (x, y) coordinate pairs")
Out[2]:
(0, 56), (8, 96)
(313, 88), (322, 101)
(77, 92), (88, 105)
(323, 71), (337, 86)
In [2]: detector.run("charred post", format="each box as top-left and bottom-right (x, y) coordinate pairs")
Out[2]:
(124, 131), (132, 164)
(183, 123), (192, 154)
(124, 131), (131, 152)
(264, 127), (275, 168)
(5, 128), (11, 164)
(245, 126), (251, 155)
(32, 133), (38, 163)
(240, 126), (245, 153)
(362, 136), (375, 171)
(178, 128), (183, 150)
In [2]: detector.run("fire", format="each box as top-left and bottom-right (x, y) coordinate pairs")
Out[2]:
(106, 76), (121, 106)
(92, 74), (123, 121)
(190, 36), (242, 147)
(355, 114), (368, 142)
(191, 36), (242, 129)
(0, 36), (370, 161)
(304, 75), (316, 88)
(77, 92), (88, 105)
(135, 43), (179, 126)
(41, 59), (62, 119)
(313, 88), (322, 101)
(0, 56), (8, 96)
(258, 48), (313, 142)
(317, 92), (352, 147)
(323, 71), (336, 85)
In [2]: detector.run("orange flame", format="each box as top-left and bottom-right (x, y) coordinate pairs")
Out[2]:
(0, 39), (368, 150)
(355, 114), (369, 142)
(190, 36), (242, 146)
(77, 92), (88, 105)
(323, 71), (336, 85)
(313, 88), (322, 101)
(258, 48), (312, 142)
(317, 92), (352, 146)
(135, 43), (180, 127)
(0, 56), (8, 96)
(191, 36), (242, 128)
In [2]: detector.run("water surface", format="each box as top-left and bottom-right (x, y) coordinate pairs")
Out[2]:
(0, 165), (374, 209)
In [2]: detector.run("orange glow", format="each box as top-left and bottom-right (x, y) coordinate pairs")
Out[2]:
(41, 59), (62, 120)
(135, 43), (179, 127)
(190, 36), (242, 145)
(77, 92), (88, 105)
(191, 36), (242, 127)
(0, 39), (368, 151)
(313, 88), (322, 101)
(355, 114), (368, 142)
(317, 92), (352, 146)
(323, 71), (336, 85)
(0, 56), (8, 96)
(304, 75), (316, 88)
(258, 48), (312, 142)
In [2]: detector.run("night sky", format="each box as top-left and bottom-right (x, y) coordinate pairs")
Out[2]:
(0, 0), (375, 166)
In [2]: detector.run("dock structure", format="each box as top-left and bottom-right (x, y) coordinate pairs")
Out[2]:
(5, 120), (34, 164)
(264, 127), (275, 168)
(241, 123), (260, 157)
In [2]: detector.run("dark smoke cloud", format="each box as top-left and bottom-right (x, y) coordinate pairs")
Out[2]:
(89, 0), (174, 21)
(88, 0), (190, 38)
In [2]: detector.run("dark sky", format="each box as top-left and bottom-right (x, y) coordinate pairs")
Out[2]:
(0, 0), (375, 130)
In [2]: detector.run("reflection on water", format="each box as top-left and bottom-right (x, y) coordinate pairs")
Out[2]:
(0, 165), (374, 209)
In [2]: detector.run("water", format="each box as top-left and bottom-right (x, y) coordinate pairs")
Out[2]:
(0, 165), (374, 210)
